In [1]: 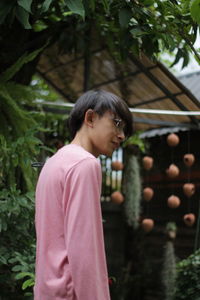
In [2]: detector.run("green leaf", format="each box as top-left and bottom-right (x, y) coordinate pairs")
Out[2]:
(170, 48), (183, 68)
(15, 272), (34, 280)
(0, 254), (7, 264)
(182, 50), (190, 68)
(12, 265), (22, 272)
(40, 0), (53, 14)
(130, 27), (147, 37)
(190, 0), (200, 24)
(143, 0), (154, 6)
(33, 20), (48, 31)
(194, 54), (200, 65)
(16, 6), (32, 29)
(102, 0), (110, 13)
(0, 44), (47, 82)
(119, 8), (132, 28)
(65, 0), (85, 19)
(22, 278), (35, 290)
(17, 0), (32, 13)
(40, 145), (55, 153)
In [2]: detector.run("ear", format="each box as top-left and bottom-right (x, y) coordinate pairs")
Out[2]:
(84, 109), (96, 128)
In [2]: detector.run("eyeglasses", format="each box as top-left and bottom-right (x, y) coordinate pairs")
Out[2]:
(111, 118), (126, 134)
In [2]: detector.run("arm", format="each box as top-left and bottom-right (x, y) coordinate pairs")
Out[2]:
(63, 158), (110, 300)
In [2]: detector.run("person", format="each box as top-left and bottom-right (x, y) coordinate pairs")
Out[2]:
(34, 89), (133, 300)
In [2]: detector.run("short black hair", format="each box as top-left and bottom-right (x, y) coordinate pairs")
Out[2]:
(68, 89), (133, 140)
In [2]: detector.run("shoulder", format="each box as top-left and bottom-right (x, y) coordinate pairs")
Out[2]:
(68, 156), (101, 183)
(73, 156), (101, 174)
(59, 144), (95, 160)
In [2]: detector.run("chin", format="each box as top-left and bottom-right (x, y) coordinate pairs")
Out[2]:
(101, 149), (113, 158)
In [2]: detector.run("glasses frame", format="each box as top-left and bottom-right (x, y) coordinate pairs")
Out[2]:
(111, 117), (126, 135)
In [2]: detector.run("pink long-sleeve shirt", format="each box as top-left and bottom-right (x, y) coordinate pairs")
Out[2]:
(34, 144), (111, 300)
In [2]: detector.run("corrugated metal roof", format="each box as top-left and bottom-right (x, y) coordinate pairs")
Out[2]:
(178, 71), (200, 101)
(139, 126), (189, 139)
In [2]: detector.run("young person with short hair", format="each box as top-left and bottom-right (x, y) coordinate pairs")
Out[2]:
(34, 90), (133, 300)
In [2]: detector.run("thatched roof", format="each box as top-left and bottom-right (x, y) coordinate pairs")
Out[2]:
(37, 44), (200, 132)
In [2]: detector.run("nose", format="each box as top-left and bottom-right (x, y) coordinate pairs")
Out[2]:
(117, 130), (125, 142)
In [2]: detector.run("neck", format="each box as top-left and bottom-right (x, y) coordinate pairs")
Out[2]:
(71, 132), (99, 157)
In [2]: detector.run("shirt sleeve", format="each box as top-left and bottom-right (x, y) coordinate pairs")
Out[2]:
(63, 157), (111, 300)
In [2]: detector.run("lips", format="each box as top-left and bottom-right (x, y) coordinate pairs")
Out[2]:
(112, 142), (120, 149)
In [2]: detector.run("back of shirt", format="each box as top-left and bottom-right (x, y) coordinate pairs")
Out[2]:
(34, 144), (111, 300)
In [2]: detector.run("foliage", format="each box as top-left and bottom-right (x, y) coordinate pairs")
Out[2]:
(0, 188), (36, 299)
(0, 53), (69, 298)
(0, 0), (200, 83)
(0, 49), (46, 191)
(0, 54), (40, 298)
(123, 131), (146, 153)
(174, 249), (200, 300)
(0, 44), (46, 83)
(191, 0), (200, 25)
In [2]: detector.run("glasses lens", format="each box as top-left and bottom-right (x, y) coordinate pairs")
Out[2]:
(114, 119), (121, 127)
(113, 118), (126, 133)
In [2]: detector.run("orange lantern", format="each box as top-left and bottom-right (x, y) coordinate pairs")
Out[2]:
(167, 133), (180, 147)
(142, 156), (153, 170)
(141, 218), (154, 232)
(183, 183), (195, 197)
(143, 187), (154, 202)
(183, 213), (196, 227)
(166, 164), (180, 178)
(183, 154), (195, 167)
(111, 191), (124, 204)
(167, 195), (180, 209)
(111, 161), (124, 171)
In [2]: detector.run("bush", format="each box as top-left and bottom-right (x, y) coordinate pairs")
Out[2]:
(0, 188), (36, 299)
(174, 249), (200, 300)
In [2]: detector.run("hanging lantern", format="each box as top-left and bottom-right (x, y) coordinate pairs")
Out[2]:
(183, 154), (195, 167)
(183, 213), (196, 227)
(166, 164), (180, 178)
(167, 195), (180, 209)
(111, 191), (124, 204)
(141, 218), (154, 232)
(183, 183), (195, 197)
(142, 156), (154, 170)
(167, 133), (180, 147)
(143, 187), (154, 202)
(111, 161), (124, 171)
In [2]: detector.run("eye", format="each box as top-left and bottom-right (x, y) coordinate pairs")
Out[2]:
(113, 119), (122, 128)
